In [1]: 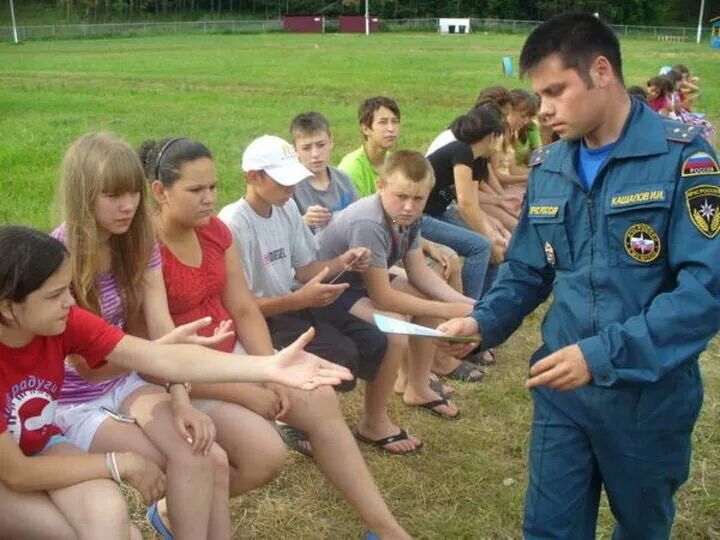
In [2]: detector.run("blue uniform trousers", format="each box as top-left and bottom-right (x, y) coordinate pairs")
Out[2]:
(523, 347), (703, 540)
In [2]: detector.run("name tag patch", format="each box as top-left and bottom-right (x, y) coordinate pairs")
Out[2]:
(685, 184), (720, 238)
(528, 205), (559, 217)
(611, 190), (666, 207)
(624, 223), (661, 263)
(682, 152), (720, 177)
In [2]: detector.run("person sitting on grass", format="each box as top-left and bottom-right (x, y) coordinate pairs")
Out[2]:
(219, 134), (414, 538)
(317, 150), (476, 419)
(52, 132), (236, 540)
(289, 111), (359, 233)
(0, 225), (351, 540)
(509, 89), (542, 169)
(338, 96), (401, 199)
(339, 96), (465, 292)
(423, 106), (507, 300)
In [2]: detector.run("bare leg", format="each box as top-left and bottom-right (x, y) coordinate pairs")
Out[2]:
(121, 385), (230, 540)
(281, 386), (411, 540)
(0, 482), (76, 540)
(389, 278), (459, 418)
(43, 442), (135, 540)
(207, 402), (287, 496)
(350, 298), (422, 454)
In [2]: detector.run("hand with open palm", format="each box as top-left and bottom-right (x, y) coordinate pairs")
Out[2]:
(266, 328), (354, 391)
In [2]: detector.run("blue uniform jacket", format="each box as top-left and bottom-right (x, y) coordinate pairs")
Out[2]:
(473, 100), (720, 387)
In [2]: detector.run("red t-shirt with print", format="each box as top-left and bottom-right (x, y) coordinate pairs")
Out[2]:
(161, 216), (236, 353)
(0, 306), (124, 455)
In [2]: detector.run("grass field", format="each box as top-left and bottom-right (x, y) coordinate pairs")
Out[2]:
(1, 33), (719, 539)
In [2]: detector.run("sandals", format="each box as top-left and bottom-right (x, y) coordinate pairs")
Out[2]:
(428, 376), (455, 398)
(354, 428), (423, 456)
(275, 423), (313, 457)
(435, 360), (485, 382)
(468, 348), (497, 366)
(147, 501), (174, 540)
(413, 398), (461, 420)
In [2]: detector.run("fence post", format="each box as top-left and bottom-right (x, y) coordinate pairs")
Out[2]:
(204, 20), (207, 33)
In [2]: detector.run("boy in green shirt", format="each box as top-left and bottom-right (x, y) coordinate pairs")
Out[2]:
(338, 96), (400, 197)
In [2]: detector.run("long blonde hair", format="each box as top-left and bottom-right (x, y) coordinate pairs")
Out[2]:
(57, 132), (154, 320)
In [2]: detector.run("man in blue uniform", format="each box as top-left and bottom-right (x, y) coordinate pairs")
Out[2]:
(438, 12), (720, 539)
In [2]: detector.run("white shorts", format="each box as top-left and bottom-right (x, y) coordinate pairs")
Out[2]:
(55, 372), (151, 451)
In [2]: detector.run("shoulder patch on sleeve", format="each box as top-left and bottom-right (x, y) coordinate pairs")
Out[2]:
(682, 151), (720, 178)
(529, 143), (556, 167)
(685, 184), (720, 238)
(664, 119), (701, 143)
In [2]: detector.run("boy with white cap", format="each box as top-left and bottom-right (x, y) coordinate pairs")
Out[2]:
(218, 135), (415, 539)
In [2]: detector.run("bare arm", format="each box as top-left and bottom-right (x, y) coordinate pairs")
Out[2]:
(105, 328), (352, 391)
(190, 240), (277, 404)
(490, 151), (528, 185)
(403, 248), (474, 304)
(222, 240), (275, 355)
(454, 163), (494, 237)
(362, 253), (471, 319)
(0, 433), (164, 505)
(481, 167), (506, 196)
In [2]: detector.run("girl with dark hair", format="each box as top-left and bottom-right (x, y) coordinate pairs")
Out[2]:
(423, 106), (506, 286)
(0, 225), (350, 539)
(143, 136), (413, 539)
(646, 75), (675, 115)
(421, 107), (511, 367)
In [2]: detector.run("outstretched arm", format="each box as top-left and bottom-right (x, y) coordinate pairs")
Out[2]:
(107, 326), (353, 391)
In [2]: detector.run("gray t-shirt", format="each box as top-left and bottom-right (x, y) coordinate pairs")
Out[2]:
(218, 198), (318, 298)
(317, 193), (422, 288)
(292, 167), (359, 233)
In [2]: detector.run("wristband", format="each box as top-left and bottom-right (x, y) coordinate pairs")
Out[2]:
(105, 452), (122, 484)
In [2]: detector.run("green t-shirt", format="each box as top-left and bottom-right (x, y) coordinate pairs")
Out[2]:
(514, 123), (542, 166)
(337, 145), (383, 198)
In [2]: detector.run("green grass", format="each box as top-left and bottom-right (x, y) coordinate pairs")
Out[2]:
(1, 33), (719, 539)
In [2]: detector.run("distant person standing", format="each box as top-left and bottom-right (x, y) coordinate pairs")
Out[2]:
(439, 13), (720, 539)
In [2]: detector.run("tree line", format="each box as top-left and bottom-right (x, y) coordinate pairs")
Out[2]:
(37, 0), (720, 26)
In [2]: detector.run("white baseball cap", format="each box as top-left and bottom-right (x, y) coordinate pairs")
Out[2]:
(241, 135), (312, 186)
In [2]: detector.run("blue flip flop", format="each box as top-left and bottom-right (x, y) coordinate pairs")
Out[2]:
(364, 532), (380, 540)
(147, 502), (174, 540)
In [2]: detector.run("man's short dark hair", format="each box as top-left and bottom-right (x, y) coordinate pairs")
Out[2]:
(519, 12), (624, 86)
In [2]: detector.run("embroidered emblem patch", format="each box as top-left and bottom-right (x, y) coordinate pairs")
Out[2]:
(624, 224), (661, 263)
(685, 184), (720, 238)
(682, 152), (720, 177)
(544, 242), (556, 266)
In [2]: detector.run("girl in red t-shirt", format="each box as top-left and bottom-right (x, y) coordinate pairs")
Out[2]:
(142, 136), (412, 540)
(0, 225), (349, 538)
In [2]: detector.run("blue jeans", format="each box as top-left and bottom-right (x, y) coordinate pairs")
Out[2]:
(421, 211), (495, 300)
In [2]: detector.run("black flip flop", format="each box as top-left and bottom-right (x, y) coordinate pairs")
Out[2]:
(275, 423), (313, 457)
(415, 398), (461, 420)
(354, 428), (423, 456)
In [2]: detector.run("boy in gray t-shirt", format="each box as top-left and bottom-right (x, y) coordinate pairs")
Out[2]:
(289, 112), (359, 233)
(220, 135), (423, 460)
(219, 135), (413, 538)
(317, 151), (478, 421)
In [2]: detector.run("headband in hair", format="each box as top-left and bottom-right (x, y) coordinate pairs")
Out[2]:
(154, 137), (184, 181)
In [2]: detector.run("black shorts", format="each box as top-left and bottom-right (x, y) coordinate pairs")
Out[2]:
(265, 303), (387, 392)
